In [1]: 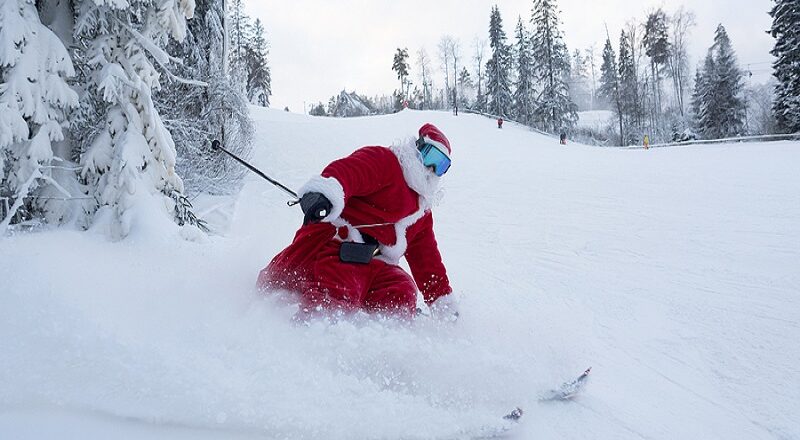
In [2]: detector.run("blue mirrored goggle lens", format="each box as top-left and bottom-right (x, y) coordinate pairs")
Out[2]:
(419, 144), (451, 176)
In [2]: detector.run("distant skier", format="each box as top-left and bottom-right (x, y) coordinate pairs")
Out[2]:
(644, 134), (650, 149)
(559, 133), (567, 145)
(497, 118), (504, 129)
(258, 124), (457, 320)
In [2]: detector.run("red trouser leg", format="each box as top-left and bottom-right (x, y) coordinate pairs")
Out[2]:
(267, 228), (418, 317)
(303, 243), (417, 317)
(362, 262), (417, 318)
(301, 240), (370, 312)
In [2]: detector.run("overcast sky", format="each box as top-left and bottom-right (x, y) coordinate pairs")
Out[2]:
(245, 0), (776, 112)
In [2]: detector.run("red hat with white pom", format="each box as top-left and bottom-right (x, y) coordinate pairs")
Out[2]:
(418, 123), (451, 158)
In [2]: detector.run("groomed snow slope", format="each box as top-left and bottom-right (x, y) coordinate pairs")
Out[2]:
(1, 108), (798, 439)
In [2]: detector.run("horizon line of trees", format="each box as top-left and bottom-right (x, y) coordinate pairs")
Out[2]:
(311, 1), (796, 147)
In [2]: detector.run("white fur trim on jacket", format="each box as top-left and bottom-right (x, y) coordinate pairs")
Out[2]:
(374, 200), (429, 265)
(298, 175), (345, 222)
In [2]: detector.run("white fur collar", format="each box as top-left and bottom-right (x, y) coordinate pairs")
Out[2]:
(389, 137), (444, 207)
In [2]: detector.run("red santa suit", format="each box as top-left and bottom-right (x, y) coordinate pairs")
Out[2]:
(257, 124), (453, 318)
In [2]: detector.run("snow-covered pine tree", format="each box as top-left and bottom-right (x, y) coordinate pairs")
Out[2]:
(597, 36), (624, 145)
(690, 53), (713, 135)
(159, 0), (254, 198)
(0, 0), (79, 234)
(512, 16), (535, 125)
(769, 0), (800, 133)
(529, 0), (577, 133)
(597, 38), (617, 109)
(392, 47), (411, 102)
(227, 0), (251, 84)
(712, 25), (746, 138)
(73, 0), (197, 239)
(457, 66), (474, 109)
(245, 18), (272, 107)
(618, 30), (642, 144)
(309, 102), (327, 116)
(691, 24), (746, 139)
(485, 5), (513, 118)
(643, 9), (670, 121)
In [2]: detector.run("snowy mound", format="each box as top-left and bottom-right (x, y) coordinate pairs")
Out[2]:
(1, 108), (799, 439)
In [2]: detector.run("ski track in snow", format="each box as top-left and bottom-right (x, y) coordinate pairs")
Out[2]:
(1, 108), (799, 439)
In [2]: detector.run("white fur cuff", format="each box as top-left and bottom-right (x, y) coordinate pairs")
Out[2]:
(298, 175), (346, 221)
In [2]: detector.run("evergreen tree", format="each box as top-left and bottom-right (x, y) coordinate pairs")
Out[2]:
(690, 54), (713, 134)
(711, 25), (746, 137)
(618, 30), (642, 143)
(309, 102), (327, 116)
(769, 0), (800, 133)
(224, 3), (270, 108)
(692, 25), (746, 139)
(474, 88), (488, 114)
(597, 39), (618, 108)
(512, 17), (535, 124)
(0, 0), (79, 232)
(485, 5), (513, 117)
(159, 0), (254, 198)
(643, 8), (671, 119)
(73, 0), (197, 239)
(597, 36), (624, 145)
(529, 0), (577, 133)
(392, 47), (411, 100)
(228, 0), (251, 73)
(245, 19), (272, 107)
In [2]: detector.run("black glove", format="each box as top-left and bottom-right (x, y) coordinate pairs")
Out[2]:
(299, 192), (333, 224)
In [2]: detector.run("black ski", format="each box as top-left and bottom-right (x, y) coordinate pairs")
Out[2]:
(468, 368), (592, 439)
(539, 366), (592, 401)
(501, 367), (592, 422)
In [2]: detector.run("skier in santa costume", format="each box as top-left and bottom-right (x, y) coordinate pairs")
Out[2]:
(257, 123), (457, 320)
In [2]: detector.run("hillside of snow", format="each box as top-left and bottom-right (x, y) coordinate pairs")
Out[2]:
(1, 108), (798, 439)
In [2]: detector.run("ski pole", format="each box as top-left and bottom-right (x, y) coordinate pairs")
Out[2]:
(211, 140), (301, 205)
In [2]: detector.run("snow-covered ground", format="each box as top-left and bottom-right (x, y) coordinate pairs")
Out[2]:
(2, 108), (798, 439)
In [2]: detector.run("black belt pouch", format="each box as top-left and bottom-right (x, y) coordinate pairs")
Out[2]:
(339, 242), (378, 264)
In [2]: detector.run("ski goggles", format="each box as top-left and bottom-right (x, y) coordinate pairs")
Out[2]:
(417, 142), (451, 176)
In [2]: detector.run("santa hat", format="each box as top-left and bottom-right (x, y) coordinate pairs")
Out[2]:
(419, 123), (451, 158)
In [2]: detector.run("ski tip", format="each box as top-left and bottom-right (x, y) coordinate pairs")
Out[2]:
(503, 407), (524, 421)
